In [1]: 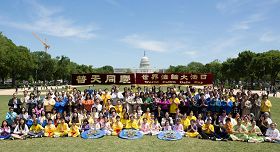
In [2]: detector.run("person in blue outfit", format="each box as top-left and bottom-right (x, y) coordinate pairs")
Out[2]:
(54, 96), (66, 114)
(5, 107), (17, 126)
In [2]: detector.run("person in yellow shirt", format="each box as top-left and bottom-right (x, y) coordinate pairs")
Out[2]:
(121, 113), (130, 128)
(44, 119), (56, 137)
(142, 108), (151, 121)
(114, 100), (123, 115)
(125, 115), (139, 129)
(68, 122), (80, 137)
(260, 95), (272, 113)
(200, 118), (219, 140)
(28, 119), (44, 138)
(101, 89), (111, 106)
(186, 119), (200, 138)
(169, 94), (180, 117)
(112, 116), (123, 136)
(228, 92), (236, 102)
(54, 118), (69, 137)
(187, 111), (197, 122)
(181, 114), (190, 131)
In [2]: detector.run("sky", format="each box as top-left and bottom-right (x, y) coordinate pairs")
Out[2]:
(0, 0), (280, 69)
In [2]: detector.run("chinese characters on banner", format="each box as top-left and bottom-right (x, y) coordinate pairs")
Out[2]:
(72, 74), (135, 85)
(72, 73), (213, 85)
(135, 73), (213, 85)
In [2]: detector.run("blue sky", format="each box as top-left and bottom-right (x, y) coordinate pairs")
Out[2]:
(0, 0), (280, 69)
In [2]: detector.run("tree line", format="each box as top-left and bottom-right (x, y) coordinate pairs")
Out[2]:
(0, 33), (113, 86)
(166, 50), (280, 88)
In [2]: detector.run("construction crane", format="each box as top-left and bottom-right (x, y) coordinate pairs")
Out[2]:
(32, 32), (50, 52)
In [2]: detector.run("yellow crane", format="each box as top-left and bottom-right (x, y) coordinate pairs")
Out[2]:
(32, 32), (50, 52)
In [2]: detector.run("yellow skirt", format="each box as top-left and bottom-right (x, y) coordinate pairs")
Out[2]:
(186, 132), (199, 138)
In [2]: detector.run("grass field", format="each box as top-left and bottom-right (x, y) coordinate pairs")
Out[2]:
(0, 95), (279, 152)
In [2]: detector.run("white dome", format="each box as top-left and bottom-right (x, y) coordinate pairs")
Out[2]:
(139, 56), (150, 68)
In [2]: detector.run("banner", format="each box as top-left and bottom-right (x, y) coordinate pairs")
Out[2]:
(71, 73), (213, 85)
(71, 74), (135, 85)
(135, 73), (213, 85)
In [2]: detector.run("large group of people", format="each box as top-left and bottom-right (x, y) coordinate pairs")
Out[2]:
(1, 85), (279, 143)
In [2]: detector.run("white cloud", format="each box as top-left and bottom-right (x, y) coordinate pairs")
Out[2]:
(260, 32), (279, 42)
(0, 0), (98, 39)
(231, 13), (264, 31)
(216, 0), (250, 14)
(120, 34), (169, 52)
(183, 51), (197, 55)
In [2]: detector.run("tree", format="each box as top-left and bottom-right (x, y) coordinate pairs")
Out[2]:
(205, 60), (222, 84)
(186, 62), (205, 73)
(235, 51), (257, 88)
(54, 56), (71, 83)
(259, 50), (280, 85)
(32, 51), (56, 83)
(0, 33), (14, 84)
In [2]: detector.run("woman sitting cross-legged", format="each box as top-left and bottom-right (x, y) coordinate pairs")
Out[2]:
(247, 120), (264, 143)
(0, 120), (11, 140)
(11, 118), (29, 140)
(186, 119), (199, 138)
(53, 118), (69, 137)
(230, 118), (249, 142)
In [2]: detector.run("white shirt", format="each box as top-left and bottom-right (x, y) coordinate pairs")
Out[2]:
(265, 128), (280, 138)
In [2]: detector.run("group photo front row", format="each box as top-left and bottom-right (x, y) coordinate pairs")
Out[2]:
(1, 85), (280, 143)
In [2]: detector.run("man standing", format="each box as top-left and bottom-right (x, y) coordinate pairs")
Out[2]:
(8, 93), (22, 114)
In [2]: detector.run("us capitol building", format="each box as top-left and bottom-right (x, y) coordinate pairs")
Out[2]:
(114, 52), (165, 73)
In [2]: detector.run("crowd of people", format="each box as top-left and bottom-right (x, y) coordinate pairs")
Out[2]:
(1, 85), (279, 143)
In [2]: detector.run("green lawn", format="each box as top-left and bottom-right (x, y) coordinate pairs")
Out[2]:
(0, 95), (279, 151)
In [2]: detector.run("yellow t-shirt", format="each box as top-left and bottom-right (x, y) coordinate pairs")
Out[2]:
(202, 124), (214, 134)
(169, 98), (180, 114)
(261, 100), (272, 112)
(121, 119), (129, 126)
(126, 120), (139, 129)
(181, 118), (190, 130)
(44, 124), (56, 133)
(69, 125), (80, 134)
(229, 96), (236, 102)
(112, 122), (123, 131)
(56, 123), (69, 132)
(187, 116), (197, 121)
(101, 93), (111, 106)
(30, 124), (44, 133)
(114, 105), (123, 114)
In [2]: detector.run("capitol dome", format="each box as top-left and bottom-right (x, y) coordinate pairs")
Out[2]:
(139, 55), (150, 68)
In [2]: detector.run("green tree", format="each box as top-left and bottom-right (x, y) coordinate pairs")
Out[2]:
(32, 51), (56, 83)
(186, 62), (205, 73)
(205, 60), (222, 84)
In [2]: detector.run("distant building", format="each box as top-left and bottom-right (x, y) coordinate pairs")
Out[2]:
(114, 51), (165, 73)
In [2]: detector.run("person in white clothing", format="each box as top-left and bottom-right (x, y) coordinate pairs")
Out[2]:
(111, 88), (124, 106)
(11, 118), (29, 140)
(265, 122), (280, 143)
